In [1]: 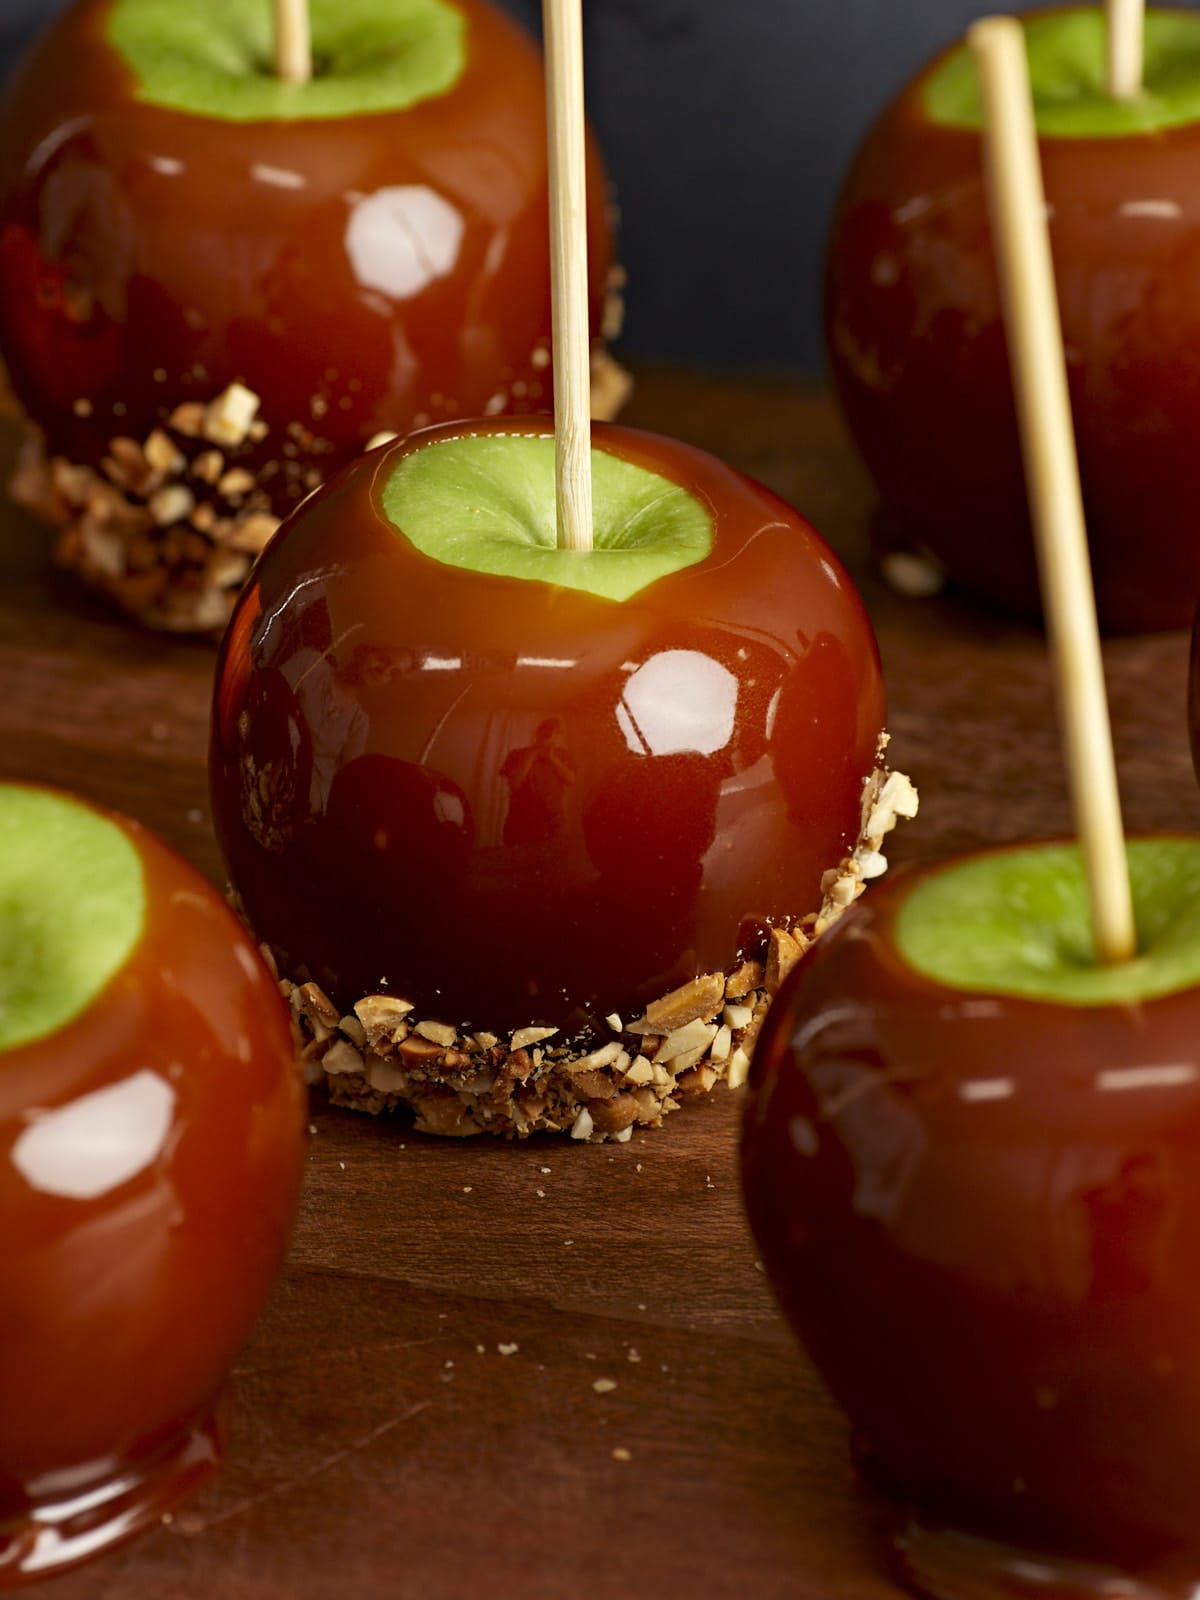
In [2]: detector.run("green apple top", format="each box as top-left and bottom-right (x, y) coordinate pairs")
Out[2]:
(0, 785), (144, 1052)
(381, 432), (714, 602)
(107, 0), (465, 121)
(926, 7), (1200, 136)
(895, 838), (1200, 1004)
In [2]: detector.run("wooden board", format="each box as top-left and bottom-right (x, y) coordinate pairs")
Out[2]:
(9, 373), (1197, 1600)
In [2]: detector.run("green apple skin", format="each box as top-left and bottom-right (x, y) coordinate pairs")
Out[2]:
(0, 0), (618, 510)
(927, 8), (1200, 136)
(827, 5), (1200, 633)
(742, 838), (1200, 1596)
(210, 415), (888, 1035)
(0, 783), (305, 1583)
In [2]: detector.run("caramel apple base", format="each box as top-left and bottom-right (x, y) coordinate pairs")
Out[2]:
(5, 347), (631, 636)
(0, 1397), (227, 1588)
(281, 765), (915, 1142)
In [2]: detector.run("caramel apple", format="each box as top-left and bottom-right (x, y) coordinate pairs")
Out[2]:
(826, 6), (1200, 633)
(0, 0), (625, 633)
(209, 415), (917, 1140)
(0, 782), (305, 1581)
(741, 838), (1200, 1598)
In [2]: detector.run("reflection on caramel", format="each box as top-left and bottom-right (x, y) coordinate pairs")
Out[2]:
(210, 417), (887, 1033)
(742, 848), (1200, 1598)
(0, 0), (614, 512)
(826, 60), (1200, 632)
(0, 792), (305, 1584)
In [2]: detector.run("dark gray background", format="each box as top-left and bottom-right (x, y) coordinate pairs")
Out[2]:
(0, 1), (1133, 372)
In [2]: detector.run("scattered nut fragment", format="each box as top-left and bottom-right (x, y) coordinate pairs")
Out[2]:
(203, 382), (260, 448)
(633, 972), (724, 1034)
(415, 1020), (457, 1048)
(881, 547), (946, 600)
(593, 1378), (618, 1395)
(611, 1447), (633, 1463)
(497, 1343), (519, 1357)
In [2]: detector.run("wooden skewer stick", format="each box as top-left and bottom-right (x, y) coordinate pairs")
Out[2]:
(969, 16), (1137, 966)
(1107, 0), (1144, 101)
(273, 0), (313, 86)
(542, 0), (593, 553)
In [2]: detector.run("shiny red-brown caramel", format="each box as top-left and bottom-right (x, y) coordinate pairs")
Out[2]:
(210, 417), (887, 1037)
(0, 791), (305, 1586)
(741, 847), (1200, 1599)
(826, 43), (1200, 634)
(0, 0), (615, 511)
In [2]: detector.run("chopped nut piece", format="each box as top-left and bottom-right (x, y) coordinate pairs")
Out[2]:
(654, 1018), (717, 1064)
(570, 1106), (595, 1141)
(143, 429), (185, 474)
(727, 1047), (752, 1090)
(592, 1378), (618, 1395)
(765, 927), (807, 995)
(511, 1025), (558, 1051)
(624, 1058), (654, 1087)
(148, 485), (195, 527)
(723, 1003), (754, 1031)
(339, 1014), (368, 1050)
(724, 960), (763, 1000)
(473, 1031), (499, 1051)
(398, 1034), (445, 1064)
(322, 1039), (364, 1077)
(710, 1024), (732, 1063)
(294, 982), (339, 1029)
(570, 1040), (623, 1073)
(367, 1058), (407, 1094)
(605, 1013), (623, 1032)
(218, 466), (256, 499)
(676, 1063), (719, 1094)
(169, 401), (206, 437)
(571, 1069), (615, 1100)
(639, 972), (724, 1033)
(191, 450), (225, 485)
(415, 1020), (457, 1048)
(226, 512), (280, 554)
(366, 430), (398, 450)
(354, 994), (415, 1048)
(588, 1094), (639, 1134)
(204, 382), (261, 447)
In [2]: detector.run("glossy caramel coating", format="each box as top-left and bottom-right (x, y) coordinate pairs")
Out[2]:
(0, 0), (614, 510)
(0, 788), (306, 1585)
(742, 846), (1200, 1595)
(826, 43), (1200, 633)
(210, 417), (887, 1034)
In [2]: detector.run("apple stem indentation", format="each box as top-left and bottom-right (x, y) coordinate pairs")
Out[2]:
(1108, 0), (1145, 99)
(273, 0), (313, 84)
(970, 17), (1138, 967)
(542, 0), (594, 554)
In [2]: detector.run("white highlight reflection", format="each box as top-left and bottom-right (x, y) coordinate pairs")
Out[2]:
(251, 163), (307, 191)
(616, 650), (737, 757)
(1097, 1063), (1197, 1093)
(13, 1071), (175, 1201)
(346, 186), (464, 300)
(958, 1077), (1014, 1103)
(1120, 198), (1182, 221)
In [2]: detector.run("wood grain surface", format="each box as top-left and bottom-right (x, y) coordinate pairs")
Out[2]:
(6, 374), (1197, 1600)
